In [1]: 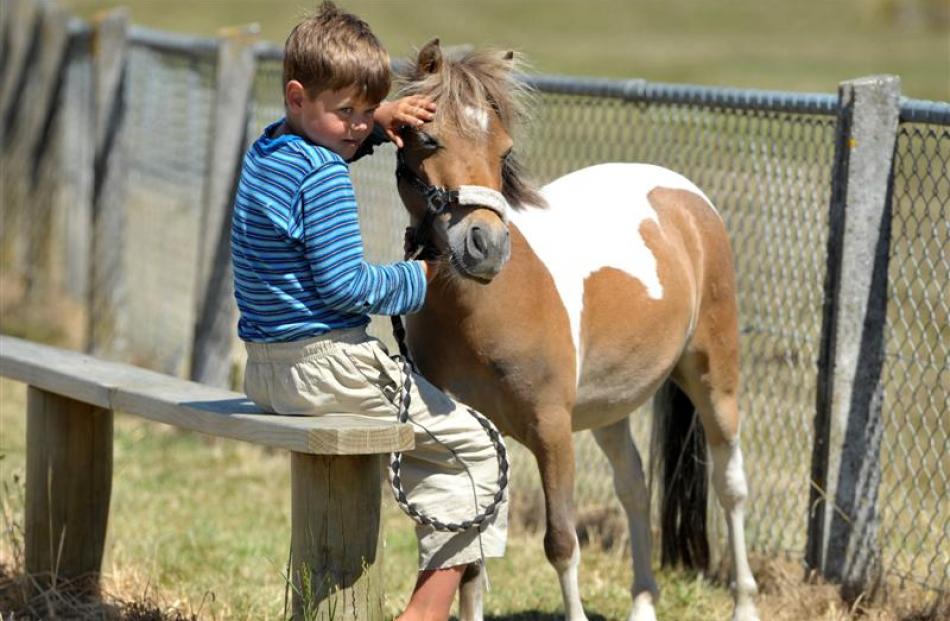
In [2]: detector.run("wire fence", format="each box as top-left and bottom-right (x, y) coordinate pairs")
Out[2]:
(879, 121), (949, 594)
(1, 10), (947, 602)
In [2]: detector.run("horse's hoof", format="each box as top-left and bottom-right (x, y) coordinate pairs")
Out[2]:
(731, 601), (761, 621)
(628, 592), (658, 621)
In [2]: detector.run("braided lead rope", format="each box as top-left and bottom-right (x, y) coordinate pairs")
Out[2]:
(387, 313), (510, 532)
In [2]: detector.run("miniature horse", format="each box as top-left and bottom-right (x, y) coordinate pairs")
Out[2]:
(394, 40), (760, 621)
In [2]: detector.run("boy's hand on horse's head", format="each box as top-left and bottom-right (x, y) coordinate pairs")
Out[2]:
(376, 96), (437, 148)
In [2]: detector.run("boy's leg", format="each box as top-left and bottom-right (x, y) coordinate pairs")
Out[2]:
(397, 565), (466, 621)
(346, 340), (509, 569)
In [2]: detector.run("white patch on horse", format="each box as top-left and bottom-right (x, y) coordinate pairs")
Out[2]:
(509, 163), (715, 384)
(463, 105), (490, 133)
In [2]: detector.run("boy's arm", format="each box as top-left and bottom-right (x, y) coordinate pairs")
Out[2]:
(297, 162), (427, 316)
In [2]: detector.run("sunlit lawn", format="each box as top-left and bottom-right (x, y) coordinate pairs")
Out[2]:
(59, 0), (948, 101)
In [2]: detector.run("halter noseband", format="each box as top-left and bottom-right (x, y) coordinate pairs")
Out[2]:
(396, 149), (510, 227)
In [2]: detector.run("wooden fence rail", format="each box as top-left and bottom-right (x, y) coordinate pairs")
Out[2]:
(0, 335), (413, 620)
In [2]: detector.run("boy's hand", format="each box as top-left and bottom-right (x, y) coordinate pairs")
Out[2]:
(375, 96), (437, 148)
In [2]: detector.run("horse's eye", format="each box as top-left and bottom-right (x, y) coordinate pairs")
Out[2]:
(418, 132), (442, 150)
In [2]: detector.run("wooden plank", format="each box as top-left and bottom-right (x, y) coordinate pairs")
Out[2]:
(0, 336), (414, 455)
(291, 452), (383, 620)
(87, 8), (130, 358)
(190, 24), (259, 388)
(807, 75), (899, 597)
(25, 387), (113, 596)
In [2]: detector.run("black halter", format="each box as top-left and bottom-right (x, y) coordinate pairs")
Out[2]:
(396, 149), (459, 212)
(395, 148), (455, 259)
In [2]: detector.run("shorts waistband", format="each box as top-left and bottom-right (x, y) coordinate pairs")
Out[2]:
(244, 327), (372, 362)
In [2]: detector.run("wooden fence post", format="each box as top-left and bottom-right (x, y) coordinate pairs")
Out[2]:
(0, 0), (41, 278)
(290, 453), (384, 621)
(19, 3), (71, 306)
(807, 75), (900, 599)
(87, 8), (130, 357)
(190, 25), (258, 388)
(25, 386), (113, 595)
(0, 0), (38, 139)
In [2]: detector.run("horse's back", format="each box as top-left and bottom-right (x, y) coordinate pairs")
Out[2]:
(509, 163), (729, 430)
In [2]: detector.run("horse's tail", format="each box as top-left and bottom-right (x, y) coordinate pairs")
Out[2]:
(652, 377), (710, 570)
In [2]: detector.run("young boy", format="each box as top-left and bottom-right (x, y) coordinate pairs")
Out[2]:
(230, 3), (507, 619)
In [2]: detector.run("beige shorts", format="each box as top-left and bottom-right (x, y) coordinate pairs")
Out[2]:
(243, 327), (508, 570)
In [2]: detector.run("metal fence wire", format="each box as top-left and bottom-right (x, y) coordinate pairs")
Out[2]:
(515, 85), (838, 563)
(121, 41), (216, 376)
(880, 121), (949, 594)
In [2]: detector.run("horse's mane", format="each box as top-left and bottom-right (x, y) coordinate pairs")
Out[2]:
(398, 48), (546, 209)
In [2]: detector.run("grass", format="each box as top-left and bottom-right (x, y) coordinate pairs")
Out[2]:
(57, 0), (948, 101)
(0, 369), (946, 620)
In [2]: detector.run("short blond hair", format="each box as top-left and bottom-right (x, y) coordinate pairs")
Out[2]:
(283, 1), (391, 103)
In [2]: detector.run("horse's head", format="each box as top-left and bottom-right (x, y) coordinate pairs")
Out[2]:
(396, 39), (541, 284)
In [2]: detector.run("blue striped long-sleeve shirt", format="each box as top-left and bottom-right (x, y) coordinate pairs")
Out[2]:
(231, 120), (426, 342)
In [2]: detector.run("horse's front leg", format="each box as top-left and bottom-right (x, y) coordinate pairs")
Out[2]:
(591, 418), (658, 621)
(529, 409), (588, 621)
(458, 561), (483, 621)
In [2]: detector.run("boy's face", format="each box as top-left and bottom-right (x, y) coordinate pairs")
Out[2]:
(286, 81), (378, 159)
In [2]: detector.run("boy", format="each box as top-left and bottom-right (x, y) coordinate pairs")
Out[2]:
(230, 3), (508, 619)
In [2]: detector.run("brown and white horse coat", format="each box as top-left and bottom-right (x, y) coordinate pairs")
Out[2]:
(397, 41), (760, 621)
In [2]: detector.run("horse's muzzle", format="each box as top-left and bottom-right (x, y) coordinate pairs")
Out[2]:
(459, 222), (511, 281)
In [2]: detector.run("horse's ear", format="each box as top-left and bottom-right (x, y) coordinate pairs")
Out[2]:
(417, 38), (443, 75)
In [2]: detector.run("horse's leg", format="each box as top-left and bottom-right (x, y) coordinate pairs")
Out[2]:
(674, 356), (760, 621)
(529, 409), (588, 621)
(591, 418), (658, 621)
(458, 561), (483, 621)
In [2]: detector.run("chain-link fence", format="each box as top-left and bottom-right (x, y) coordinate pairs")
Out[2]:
(517, 82), (839, 564)
(2, 12), (947, 601)
(121, 41), (216, 375)
(879, 118), (949, 594)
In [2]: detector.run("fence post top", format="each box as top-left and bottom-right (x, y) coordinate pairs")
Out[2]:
(90, 6), (129, 26)
(839, 74), (902, 92)
(217, 23), (261, 43)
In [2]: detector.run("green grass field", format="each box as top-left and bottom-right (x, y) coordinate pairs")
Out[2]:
(59, 0), (948, 101)
(0, 372), (944, 620)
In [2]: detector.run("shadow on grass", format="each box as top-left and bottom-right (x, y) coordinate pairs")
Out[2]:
(0, 563), (200, 621)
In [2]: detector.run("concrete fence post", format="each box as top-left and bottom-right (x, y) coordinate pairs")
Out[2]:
(807, 75), (901, 599)
(190, 25), (259, 388)
(87, 8), (130, 357)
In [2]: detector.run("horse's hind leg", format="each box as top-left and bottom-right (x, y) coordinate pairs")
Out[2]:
(591, 418), (658, 621)
(528, 408), (588, 621)
(675, 346), (760, 621)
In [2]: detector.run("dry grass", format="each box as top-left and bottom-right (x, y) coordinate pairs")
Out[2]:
(0, 286), (946, 620)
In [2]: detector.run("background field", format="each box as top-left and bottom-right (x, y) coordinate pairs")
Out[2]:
(59, 0), (949, 100)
